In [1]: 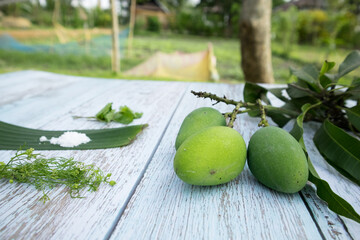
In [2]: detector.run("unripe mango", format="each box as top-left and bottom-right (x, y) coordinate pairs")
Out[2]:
(175, 107), (226, 150)
(247, 126), (308, 193)
(174, 126), (247, 186)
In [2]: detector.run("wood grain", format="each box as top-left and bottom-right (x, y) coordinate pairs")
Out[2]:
(0, 71), (189, 240)
(109, 83), (325, 240)
(0, 71), (358, 240)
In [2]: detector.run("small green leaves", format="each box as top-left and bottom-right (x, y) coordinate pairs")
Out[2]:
(113, 106), (143, 124)
(0, 149), (117, 202)
(95, 103), (143, 124)
(95, 103), (114, 123)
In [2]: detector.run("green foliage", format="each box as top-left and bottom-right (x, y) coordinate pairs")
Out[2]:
(92, 8), (112, 28)
(272, 7), (359, 49)
(272, 6), (298, 56)
(0, 148), (116, 202)
(243, 50), (360, 223)
(94, 103), (143, 124)
(147, 16), (161, 33)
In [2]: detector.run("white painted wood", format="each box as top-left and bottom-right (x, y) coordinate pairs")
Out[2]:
(302, 121), (360, 239)
(0, 70), (78, 106)
(0, 71), (358, 240)
(0, 72), (189, 240)
(109, 83), (326, 240)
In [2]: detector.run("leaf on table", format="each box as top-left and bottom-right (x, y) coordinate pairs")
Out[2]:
(113, 106), (143, 124)
(337, 50), (360, 79)
(288, 103), (360, 222)
(308, 160), (360, 224)
(0, 121), (148, 150)
(95, 103), (113, 122)
(313, 119), (360, 185)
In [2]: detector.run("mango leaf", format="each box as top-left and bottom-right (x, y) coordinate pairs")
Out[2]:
(337, 50), (360, 79)
(288, 103), (360, 222)
(95, 103), (114, 122)
(268, 88), (289, 103)
(290, 102), (322, 148)
(313, 119), (360, 185)
(243, 82), (270, 104)
(320, 60), (336, 75)
(308, 160), (360, 224)
(0, 121), (148, 150)
(286, 81), (317, 99)
(345, 78), (360, 100)
(290, 65), (322, 93)
(346, 105), (360, 131)
(114, 106), (143, 124)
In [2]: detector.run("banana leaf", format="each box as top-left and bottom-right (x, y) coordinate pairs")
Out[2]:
(0, 121), (148, 150)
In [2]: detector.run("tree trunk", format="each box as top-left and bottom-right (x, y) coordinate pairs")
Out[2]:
(240, 0), (274, 83)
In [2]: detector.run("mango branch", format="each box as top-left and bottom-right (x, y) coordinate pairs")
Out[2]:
(191, 90), (269, 127)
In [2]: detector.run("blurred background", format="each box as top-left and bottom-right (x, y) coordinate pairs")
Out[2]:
(0, 0), (359, 83)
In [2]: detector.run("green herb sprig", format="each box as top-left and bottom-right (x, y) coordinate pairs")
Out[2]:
(74, 103), (143, 124)
(0, 148), (116, 203)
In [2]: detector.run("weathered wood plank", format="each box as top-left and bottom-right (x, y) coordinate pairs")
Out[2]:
(0, 72), (189, 240)
(0, 70), (78, 106)
(109, 83), (326, 240)
(267, 88), (357, 239)
(301, 121), (360, 239)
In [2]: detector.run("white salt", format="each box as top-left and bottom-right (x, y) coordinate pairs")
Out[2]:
(49, 132), (91, 147)
(39, 136), (48, 142)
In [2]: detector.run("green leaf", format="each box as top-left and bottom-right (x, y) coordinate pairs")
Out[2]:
(0, 121), (148, 150)
(113, 106), (136, 124)
(266, 110), (291, 128)
(104, 109), (115, 123)
(320, 61), (336, 75)
(308, 159), (360, 224)
(346, 105), (360, 131)
(243, 82), (270, 104)
(95, 103), (113, 122)
(288, 104), (360, 223)
(290, 65), (321, 92)
(337, 50), (360, 79)
(345, 78), (360, 100)
(268, 88), (289, 102)
(313, 119), (360, 185)
(134, 112), (143, 119)
(289, 102), (322, 148)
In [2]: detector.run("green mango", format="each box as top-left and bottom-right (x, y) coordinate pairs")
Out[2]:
(174, 126), (247, 186)
(247, 126), (308, 193)
(175, 107), (226, 150)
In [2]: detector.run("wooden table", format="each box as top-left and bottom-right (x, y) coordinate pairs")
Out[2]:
(0, 71), (359, 240)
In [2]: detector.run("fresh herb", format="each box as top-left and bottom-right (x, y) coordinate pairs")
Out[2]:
(191, 50), (360, 223)
(75, 103), (143, 124)
(0, 148), (116, 203)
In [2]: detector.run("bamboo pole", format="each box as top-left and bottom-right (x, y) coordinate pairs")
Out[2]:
(127, 0), (136, 57)
(110, 0), (120, 73)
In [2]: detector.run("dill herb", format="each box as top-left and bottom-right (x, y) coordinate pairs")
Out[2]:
(0, 148), (116, 203)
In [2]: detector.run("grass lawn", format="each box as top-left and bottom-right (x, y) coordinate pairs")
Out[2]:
(0, 30), (358, 83)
